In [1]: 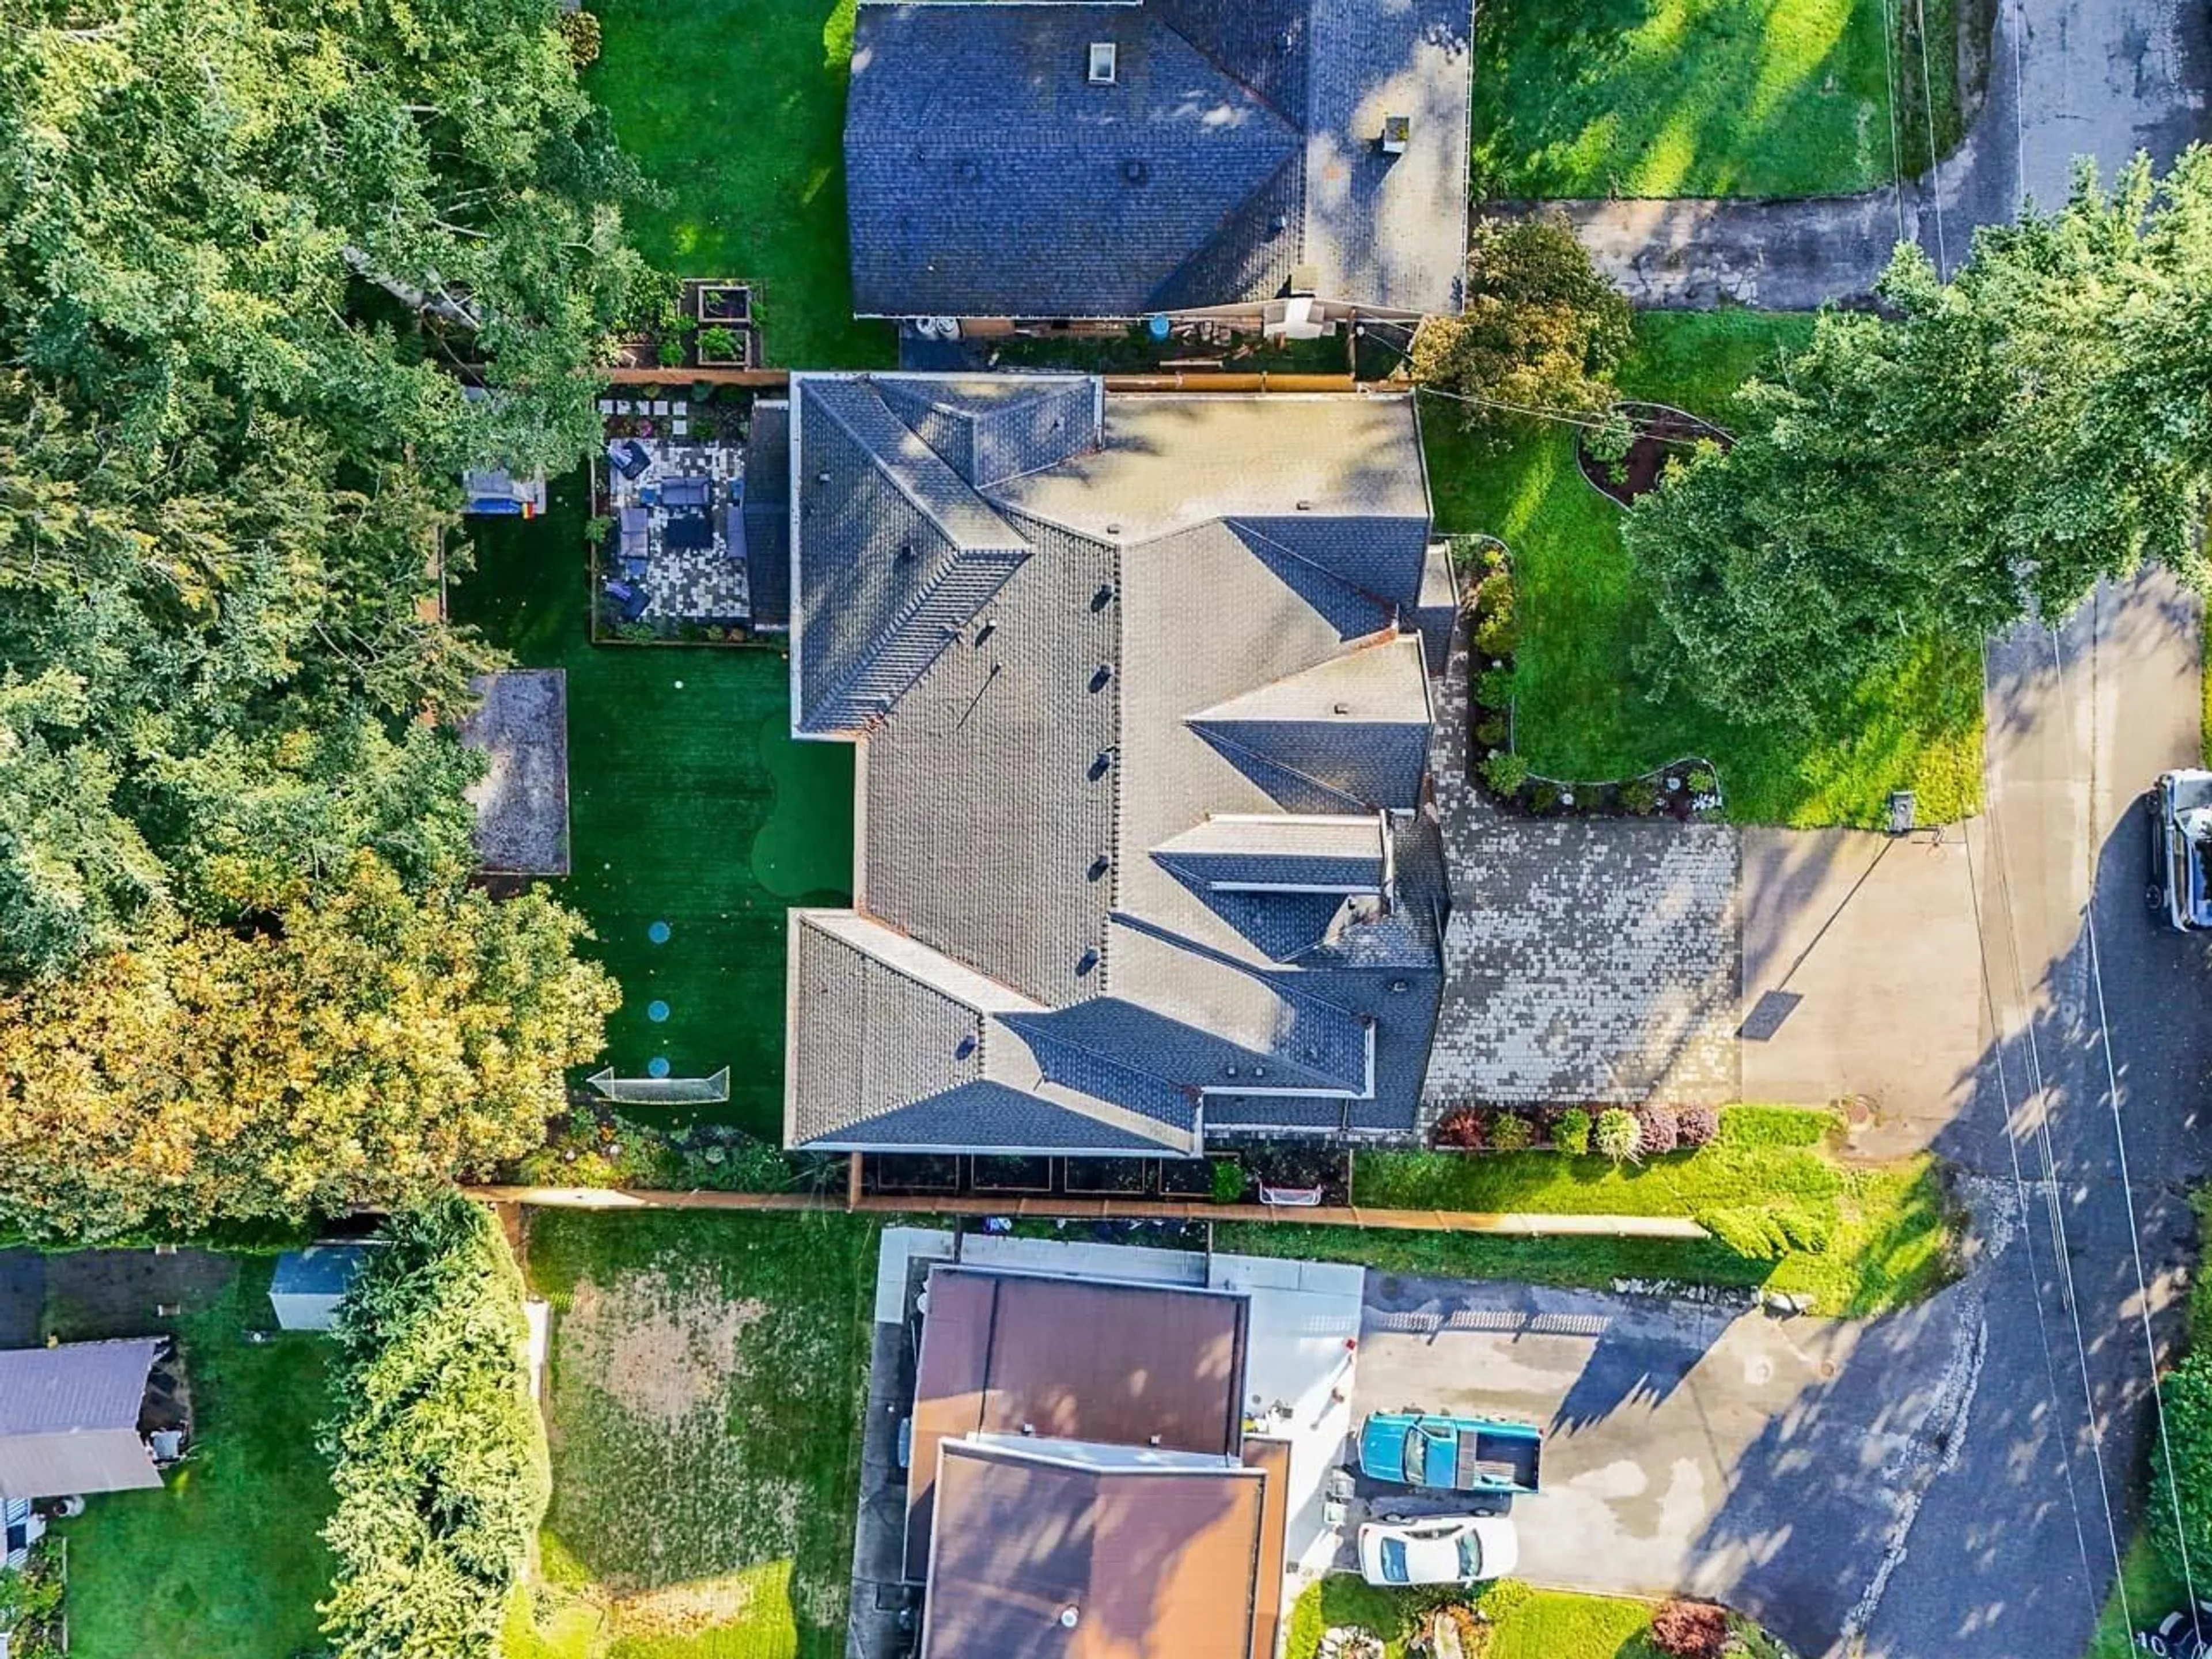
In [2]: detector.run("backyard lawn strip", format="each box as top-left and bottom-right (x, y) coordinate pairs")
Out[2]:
(50, 1259), (335, 1659)
(585, 0), (892, 370)
(516, 1210), (880, 1659)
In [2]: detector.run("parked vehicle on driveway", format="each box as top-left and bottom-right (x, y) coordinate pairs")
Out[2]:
(2146, 770), (2212, 930)
(1357, 1514), (1520, 1586)
(1358, 1411), (1542, 1495)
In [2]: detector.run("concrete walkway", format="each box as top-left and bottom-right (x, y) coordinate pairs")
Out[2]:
(1521, 0), (2212, 305)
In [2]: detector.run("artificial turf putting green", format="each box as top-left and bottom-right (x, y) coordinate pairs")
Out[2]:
(1422, 310), (1983, 829)
(450, 472), (854, 1138)
(585, 0), (893, 370)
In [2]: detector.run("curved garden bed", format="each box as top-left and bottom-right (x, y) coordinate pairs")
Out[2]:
(1576, 399), (1730, 507)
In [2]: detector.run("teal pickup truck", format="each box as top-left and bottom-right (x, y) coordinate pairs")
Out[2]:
(1358, 1411), (1543, 1496)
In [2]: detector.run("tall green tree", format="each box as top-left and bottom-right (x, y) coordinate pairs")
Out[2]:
(1624, 152), (2212, 726)
(0, 851), (617, 1241)
(1411, 213), (1633, 445)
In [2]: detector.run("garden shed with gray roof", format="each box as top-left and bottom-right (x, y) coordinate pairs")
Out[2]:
(0, 1339), (162, 1501)
(779, 373), (1450, 1158)
(844, 0), (1474, 320)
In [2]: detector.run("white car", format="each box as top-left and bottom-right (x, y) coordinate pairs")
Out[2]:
(1357, 1514), (1520, 1587)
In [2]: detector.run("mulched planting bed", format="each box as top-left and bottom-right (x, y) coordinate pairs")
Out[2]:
(1577, 401), (1730, 506)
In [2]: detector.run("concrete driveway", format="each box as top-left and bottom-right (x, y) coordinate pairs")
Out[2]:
(1350, 1271), (1985, 1656)
(1737, 826), (1987, 1158)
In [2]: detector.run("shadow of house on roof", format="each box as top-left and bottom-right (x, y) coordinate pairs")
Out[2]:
(778, 373), (1452, 1160)
(845, 0), (1474, 323)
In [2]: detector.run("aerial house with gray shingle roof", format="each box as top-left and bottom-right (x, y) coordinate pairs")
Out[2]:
(844, 0), (1474, 327)
(781, 373), (1450, 1158)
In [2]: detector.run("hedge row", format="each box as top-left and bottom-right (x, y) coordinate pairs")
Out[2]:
(319, 1196), (548, 1659)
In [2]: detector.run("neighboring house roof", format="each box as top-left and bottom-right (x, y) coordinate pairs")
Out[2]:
(919, 1439), (1267, 1659)
(904, 1266), (1251, 1581)
(0, 1340), (162, 1501)
(846, 0), (1474, 319)
(782, 374), (1448, 1154)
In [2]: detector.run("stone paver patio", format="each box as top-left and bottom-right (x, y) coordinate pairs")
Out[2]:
(1422, 605), (1741, 1117)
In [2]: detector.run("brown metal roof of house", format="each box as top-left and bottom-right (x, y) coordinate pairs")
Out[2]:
(904, 1268), (1249, 1581)
(918, 1439), (1266, 1659)
(1242, 1438), (1291, 1659)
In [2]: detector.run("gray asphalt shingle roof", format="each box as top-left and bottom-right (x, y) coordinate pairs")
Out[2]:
(846, 0), (1471, 318)
(782, 376), (1446, 1153)
(0, 1339), (162, 1502)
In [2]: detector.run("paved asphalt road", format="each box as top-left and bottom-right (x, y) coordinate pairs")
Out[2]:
(1852, 569), (2212, 1657)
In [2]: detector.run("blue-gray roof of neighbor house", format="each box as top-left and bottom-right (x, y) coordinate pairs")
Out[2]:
(778, 374), (1449, 1156)
(845, 0), (1474, 319)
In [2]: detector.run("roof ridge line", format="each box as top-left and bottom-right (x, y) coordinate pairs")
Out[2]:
(808, 377), (1026, 555)
(1226, 514), (1398, 610)
(1187, 628), (1421, 719)
(1107, 910), (1366, 1031)
(1151, 3), (1309, 127)
(1180, 723), (1370, 812)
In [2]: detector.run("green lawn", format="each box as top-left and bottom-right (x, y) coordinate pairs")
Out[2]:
(587, 0), (892, 369)
(51, 1259), (335, 1659)
(1284, 1577), (1786, 1659)
(450, 474), (854, 1137)
(1221, 1107), (1956, 1316)
(1426, 310), (1983, 828)
(1468, 0), (1963, 198)
(512, 1210), (880, 1659)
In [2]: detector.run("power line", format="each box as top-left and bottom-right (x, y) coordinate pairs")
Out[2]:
(1412, 382), (1720, 446)
(1915, 0), (1950, 273)
(1876, 0), (1910, 244)
(1976, 650), (2135, 1621)
(2046, 616), (2207, 1646)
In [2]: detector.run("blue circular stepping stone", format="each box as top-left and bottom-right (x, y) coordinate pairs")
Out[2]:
(647, 999), (671, 1023)
(647, 921), (672, 945)
(646, 1056), (671, 1079)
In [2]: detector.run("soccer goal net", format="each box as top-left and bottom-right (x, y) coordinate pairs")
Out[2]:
(584, 1066), (731, 1105)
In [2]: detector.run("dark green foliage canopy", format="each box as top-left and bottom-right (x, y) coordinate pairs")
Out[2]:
(1623, 153), (2212, 728)
(0, 0), (634, 1234)
(322, 1196), (550, 1658)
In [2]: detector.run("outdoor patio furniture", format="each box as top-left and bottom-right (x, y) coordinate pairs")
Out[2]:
(611, 440), (652, 480)
(662, 511), (712, 551)
(659, 475), (711, 509)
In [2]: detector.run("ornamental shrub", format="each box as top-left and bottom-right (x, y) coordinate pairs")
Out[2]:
(1593, 1108), (1640, 1162)
(1434, 1107), (1485, 1150)
(1490, 1111), (1535, 1152)
(1210, 1158), (1248, 1203)
(320, 1196), (548, 1658)
(1677, 1103), (1721, 1147)
(1475, 715), (1508, 748)
(1636, 1103), (1681, 1157)
(1482, 752), (1528, 796)
(1475, 665), (1516, 709)
(1552, 1107), (1592, 1156)
(1619, 778), (1660, 815)
(1649, 1599), (1731, 1658)
(558, 9), (601, 66)
(2152, 1348), (2212, 1585)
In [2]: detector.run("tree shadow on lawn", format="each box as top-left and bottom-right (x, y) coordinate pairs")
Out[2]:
(1470, 0), (1892, 199)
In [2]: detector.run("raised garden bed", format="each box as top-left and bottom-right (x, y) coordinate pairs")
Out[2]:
(694, 281), (753, 324)
(1063, 1157), (1153, 1197)
(1158, 1157), (1224, 1199)
(971, 1154), (1054, 1194)
(867, 1153), (960, 1196)
(1576, 400), (1729, 507)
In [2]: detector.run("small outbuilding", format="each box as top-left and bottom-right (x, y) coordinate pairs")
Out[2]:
(268, 1245), (373, 1332)
(0, 1340), (164, 1501)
